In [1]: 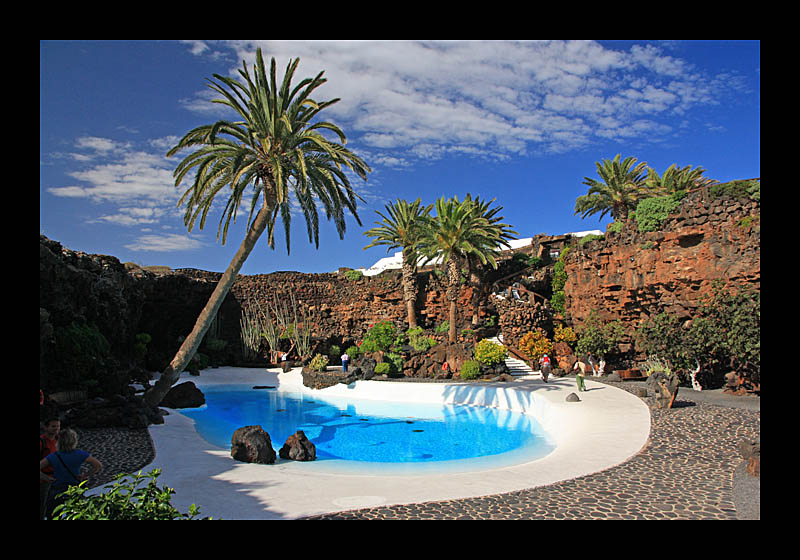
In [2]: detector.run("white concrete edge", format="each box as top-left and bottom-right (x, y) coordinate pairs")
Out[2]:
(106, 367), (650, 520)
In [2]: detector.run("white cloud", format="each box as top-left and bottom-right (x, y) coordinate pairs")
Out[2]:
(124, 233), (205, 252)
(177, 40), (737, 160)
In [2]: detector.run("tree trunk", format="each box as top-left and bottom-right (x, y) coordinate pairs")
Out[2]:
(401, 249), (417, 329)
(143, 206), (271, 407)
(446, 257), (459, 343)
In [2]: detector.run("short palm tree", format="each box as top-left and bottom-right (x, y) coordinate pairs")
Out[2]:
(143, 50), (370, 407)
(574, 154), (650, 223)
(363, 198), (432, 328)
(645, 163), (718, 195)
(420, 195), (517, 343)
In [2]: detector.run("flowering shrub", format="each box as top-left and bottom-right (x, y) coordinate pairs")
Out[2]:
(474, 338), (508, 367)
(519, 329), (553, 364)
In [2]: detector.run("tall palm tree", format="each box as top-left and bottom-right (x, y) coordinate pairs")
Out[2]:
(420, 195), (516, 343)
(461, 194), (518, 325)
(574, 154), (650, 223)
(143, 50), (370, 407)
(363, 198), (432, 328)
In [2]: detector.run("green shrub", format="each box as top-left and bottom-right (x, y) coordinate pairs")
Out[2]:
(474, 338), (508, 367)
(343, 269), (363, 281)
(710, 179), (760, 201)
(575, 316), (625, 359)
(406, 327), (435, 351)
(328, 344), (341, 358)
(606, 221), (623, 234)
(359, 321), (396, 353)
(460, 359), (481, 380)
(434, 321), (450, 334)
(374, 362), (391, 375)
(308, 353), (329, 372)
(634, 192), (685, 233)
(344, 345), (361, 358)
(52, 469), (211, 520)
(579, 233), (604, 246)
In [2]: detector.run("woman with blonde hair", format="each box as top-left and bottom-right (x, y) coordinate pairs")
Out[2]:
(39, 428), (102, 519)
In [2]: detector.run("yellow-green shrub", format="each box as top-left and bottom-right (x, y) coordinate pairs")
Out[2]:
(474, 338), (508, 366)
(519, 329), (553, 364)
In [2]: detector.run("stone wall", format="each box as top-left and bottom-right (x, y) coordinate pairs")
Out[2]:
(563, 191), (760, 330)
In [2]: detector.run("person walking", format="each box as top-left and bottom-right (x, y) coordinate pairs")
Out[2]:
(573, 358), (588, 392)
(539, 354), (551, 383)
(40, 427), (102, 520)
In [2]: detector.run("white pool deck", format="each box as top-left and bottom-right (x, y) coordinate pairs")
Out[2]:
(116, 367), (650, 520)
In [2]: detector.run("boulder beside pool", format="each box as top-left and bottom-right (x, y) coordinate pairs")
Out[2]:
(279, 430), (317, 461)
(231, 425), (277, 464)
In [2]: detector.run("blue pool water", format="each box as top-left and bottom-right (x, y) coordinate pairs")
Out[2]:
(179, 384), (555, 472)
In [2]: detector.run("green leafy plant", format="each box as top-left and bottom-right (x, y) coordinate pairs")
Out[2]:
(51, 469), (211, 520)
(575, 315), (625, 360)
(550, 247), (570, 314)
(344, 345), (361, 358)
(308, 353), (329, 372)
(634, 192), (686, 233)
(460, 359), (480, 380)
(373, 362), (391, 375)
(343, 269), (363, 281)
(359, 321), (396, 353)
(434, 321), (450, 334)
(473, 338), (508, 367)
(406, 327), (436, 352)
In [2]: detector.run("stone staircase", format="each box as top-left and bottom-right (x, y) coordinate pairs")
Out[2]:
(488, 336), (541, 381)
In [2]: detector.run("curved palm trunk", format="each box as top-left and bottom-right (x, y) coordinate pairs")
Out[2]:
(143, 206), (271, 407)
(401, 248), (418, 329)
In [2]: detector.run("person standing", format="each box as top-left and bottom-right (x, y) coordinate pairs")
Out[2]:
(40, 428), (102, 520)
(341, 351), (350, 374)
(39, 417), (60, 520)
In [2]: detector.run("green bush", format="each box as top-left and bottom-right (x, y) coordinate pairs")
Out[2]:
(406, 327), (436, 351)
(52, 469), (211, 520)
(634, 192), (685, 233)
(308, 353), (329, 372)
(550, 247), (570, 314)
(434, 321), (450, 334)
(474, 338), (509, 367)
(710, 179), (760, 201)
(360, 321), (396, 353)
(374, 362), (391, 375)
(344, 345), (361, 358)
(575, 316), (625, 359)
(606, 221), (623, 234)
(460, 359), (480, 380)
(343, 269), (364, 281)
(579, 233), (604, 246)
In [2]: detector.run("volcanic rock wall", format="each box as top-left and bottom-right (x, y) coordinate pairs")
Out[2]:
(563, 191), (760, 329)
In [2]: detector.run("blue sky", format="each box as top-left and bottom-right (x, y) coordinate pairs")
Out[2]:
(40, 40), (759, 275)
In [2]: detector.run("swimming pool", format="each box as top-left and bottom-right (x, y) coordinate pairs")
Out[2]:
(179, 383), (556, 474)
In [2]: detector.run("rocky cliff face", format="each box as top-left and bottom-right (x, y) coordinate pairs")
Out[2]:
(563, 191), (760, 329)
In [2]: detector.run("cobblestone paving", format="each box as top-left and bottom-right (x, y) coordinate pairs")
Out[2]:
(75, 427), (155, 489)
(302, 384), (760, 520)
